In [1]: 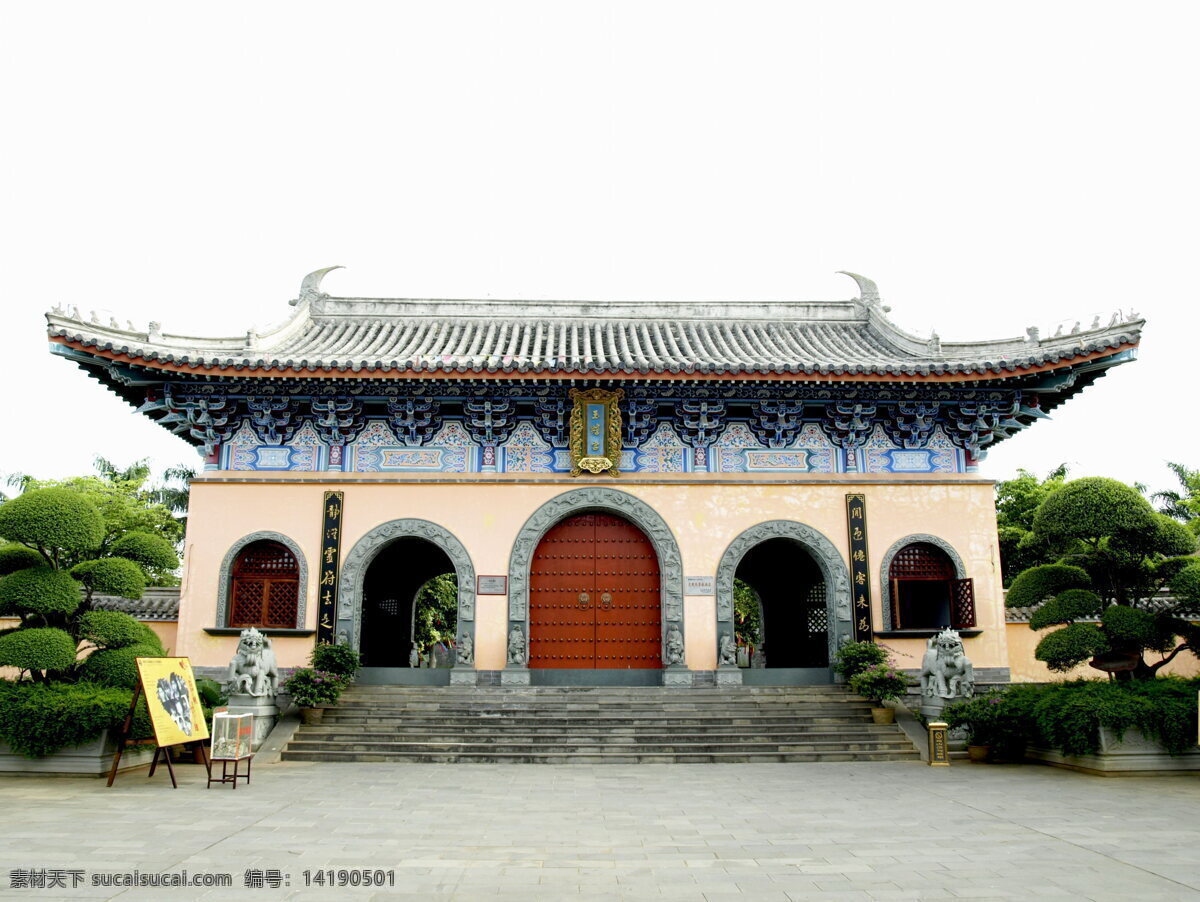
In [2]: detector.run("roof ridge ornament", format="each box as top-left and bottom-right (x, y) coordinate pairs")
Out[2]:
(836, 271), (880, 305)
(291, 265), (344, 307)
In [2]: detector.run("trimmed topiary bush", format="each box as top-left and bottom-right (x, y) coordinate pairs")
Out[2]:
(0, 543), (44, 575)
(1027, 589), (1102, 630)
(1035, 623), (1110, 672)
(70, 557), (145, 601)
(0, 488), (104, 557)
(0, 567), (82, 619)
(0, 681), (135, 758)
(1006, 564), (1091, 608)
(1170, 563), (1200, 612)
(0, 627), (78, 674)
(76, 610), (145, 649)
(1100, 605), (1158, 646)
(1032, 477), (1158, 545)
(110, 531), (179, 574)
(77, 642), (161, 689)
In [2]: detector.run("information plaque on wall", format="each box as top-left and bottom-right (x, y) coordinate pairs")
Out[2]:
(316, 491), (344, 645)
(845, 493), (873, 642)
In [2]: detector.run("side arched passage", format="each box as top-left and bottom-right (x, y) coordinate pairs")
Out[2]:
(715, 521), (853, 680)
(336, 519), (476, 675)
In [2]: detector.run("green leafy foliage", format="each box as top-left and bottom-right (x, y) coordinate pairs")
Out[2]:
(281, 668), (343, 707)
(1032, 477), (1158, 547)
(412, 573), (458, 652)
(0, 627), (78, 673)
(0, 681), (134, 758)
(0, 543), (44, 575)
(25, 474), (183, 558)
(1100, 605), (1158, 646)
(1028, 678), (1199, 757)
(733, 578), (762, 646)
(994, 466), (1068, 583)
(76, 611), (146, 649)
(848, 663), (915, 704)
(1027, 589), (1102, 630)
(77, 643), (162, 689)
(194, 677), (227, 709)
(109, 531), (179, 578)
(1170, 563), (1200, 612)
(1035, 623), (1109, 672)
(0, 488), (105, 560)
(69, 557), (146, 600)
(0, 567), (82, 619)
(310, 643), (361, 682)
(942, 691), (1024, 752)
(1006, 564), (1090, 608)
(832, 640), (889, 679)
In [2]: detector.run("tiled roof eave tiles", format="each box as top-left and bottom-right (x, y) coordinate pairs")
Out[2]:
(44, 270), (1144, 382)
(48, 331), (1141, 383)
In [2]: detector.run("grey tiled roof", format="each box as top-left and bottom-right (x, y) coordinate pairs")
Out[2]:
(91, 586), (180, 621)
(1006, 593), (1183, 623)
(46, 270), (1143, 380)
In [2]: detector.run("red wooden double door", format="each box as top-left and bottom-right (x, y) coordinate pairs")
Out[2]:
(529, 513), (662, 669)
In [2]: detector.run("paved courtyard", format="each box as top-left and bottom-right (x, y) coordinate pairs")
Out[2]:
(1, 760), (1198, 901)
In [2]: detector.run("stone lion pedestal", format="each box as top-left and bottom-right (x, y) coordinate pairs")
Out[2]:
(225, 695), (280, 750)
(224, 628), (282, 750)
(918, 628), (975, 721)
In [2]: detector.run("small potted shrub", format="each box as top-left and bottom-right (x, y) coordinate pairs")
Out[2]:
(848, 664), (915, 724)
(832, 641), (889, 682)
(309, 642), (361, 687)
(944, 692), (1010, 762)
(281, 668), (343, 724)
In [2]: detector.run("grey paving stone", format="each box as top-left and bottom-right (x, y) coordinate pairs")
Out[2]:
(2, 761), (1200, 900)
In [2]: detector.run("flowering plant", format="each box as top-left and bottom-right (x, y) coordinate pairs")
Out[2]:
(943, 691), (1009, 746)
(281, 668), (343, 708)
(848, 664), (915, 705)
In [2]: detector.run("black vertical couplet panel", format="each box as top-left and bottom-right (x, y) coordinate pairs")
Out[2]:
(316, 491), (344, 645)
(845, 493), (873, 642)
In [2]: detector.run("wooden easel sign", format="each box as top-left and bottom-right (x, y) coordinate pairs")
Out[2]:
(107, 657), (210, 788)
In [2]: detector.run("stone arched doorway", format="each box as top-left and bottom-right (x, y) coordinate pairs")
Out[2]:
(506, 488), (686, 685)
(528, 512), (662, 670)
(715, 521), (852, 684)
(337, 519), (476, 682)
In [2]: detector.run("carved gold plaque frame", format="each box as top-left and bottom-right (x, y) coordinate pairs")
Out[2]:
(568, 388), (624, 477)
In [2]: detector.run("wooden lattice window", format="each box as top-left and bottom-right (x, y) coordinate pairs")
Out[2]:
(229, 540), (300, 628)
(888, 542), (974, 630)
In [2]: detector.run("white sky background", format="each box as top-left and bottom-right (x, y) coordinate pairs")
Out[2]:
(1, 2), (1196, 494)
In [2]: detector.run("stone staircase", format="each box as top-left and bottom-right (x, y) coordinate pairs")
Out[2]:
(281, 684), (921, 764)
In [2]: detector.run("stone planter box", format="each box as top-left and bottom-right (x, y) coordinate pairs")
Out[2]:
(0, 730), (156, 777)
(1025, 726), (1200, 776)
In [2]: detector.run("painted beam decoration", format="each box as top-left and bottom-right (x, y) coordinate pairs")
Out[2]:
(316, 491), (345, 644)
(845, 493), (873, 642)
(569, 388), (624, 477)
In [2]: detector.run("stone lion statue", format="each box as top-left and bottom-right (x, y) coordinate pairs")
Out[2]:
(225, 627), (279, 698)
(920, 628), (974, 701)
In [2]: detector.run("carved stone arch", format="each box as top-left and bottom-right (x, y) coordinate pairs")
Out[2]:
(216, 531), (309, 628)
(715, 520), (853, 663)
(878, 534), (967, 630)
(507, 488), (685, 669)
(336, 519), (476, 657)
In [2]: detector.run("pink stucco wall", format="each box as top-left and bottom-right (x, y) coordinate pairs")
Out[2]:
(177, 473), (1008, 674)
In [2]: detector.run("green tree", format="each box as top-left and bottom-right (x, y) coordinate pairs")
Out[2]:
(1153, 461), (1200, 535)
(733, 578), (762, 646)
(994, 465), (1068, 585)
(0, 488), (164, 684)
(1006, 476), (1200, 679)
(412, 573), (458, 654)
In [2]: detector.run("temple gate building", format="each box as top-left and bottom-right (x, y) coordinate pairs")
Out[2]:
(45, 270), (1143, 686)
